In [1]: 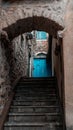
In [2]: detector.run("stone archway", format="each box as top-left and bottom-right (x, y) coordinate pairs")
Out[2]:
(2, 16), (63, 40)
(1, 0), (65, 39)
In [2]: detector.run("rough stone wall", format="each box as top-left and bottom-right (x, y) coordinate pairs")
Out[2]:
(63, 0), (73, 129)
(0, 34), (11, 115)
(10, 34), (29, 84)
(0, 0), (66, 28)
(0, 32), (29, 114)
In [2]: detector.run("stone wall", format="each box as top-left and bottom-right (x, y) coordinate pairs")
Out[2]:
(9, 34), (29, 84)
(0, 32), (11, 115)
(33, 40), (48, 55)
(63, 0), (73, 129)
(0, 32), (29, 114)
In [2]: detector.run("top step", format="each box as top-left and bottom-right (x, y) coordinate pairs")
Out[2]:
(19, 77), (56, 83)
(20, 77), (56, 81)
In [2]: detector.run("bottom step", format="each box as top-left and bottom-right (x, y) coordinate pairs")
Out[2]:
(4, 126), (62, 130)
(4, 122), (63, 130)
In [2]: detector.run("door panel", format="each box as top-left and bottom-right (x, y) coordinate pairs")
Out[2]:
(32, 58), (52, 77)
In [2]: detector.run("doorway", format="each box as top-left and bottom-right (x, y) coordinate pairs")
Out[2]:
(32, 53), (52, 77)
(32, 58), (52, 77)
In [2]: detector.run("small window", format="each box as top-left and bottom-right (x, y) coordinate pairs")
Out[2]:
(36, 31), (47, 40)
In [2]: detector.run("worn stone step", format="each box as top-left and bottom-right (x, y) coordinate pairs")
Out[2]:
(18, 79), (56, 82)
(16, 86), (56, 90)
(18, 81), (56, 84)
(14, 97), (57, 101)
(14, 96), (58, 101)
(16, 87), (56, 91)
(4, 126), (63, 130)
(15, 92), (56, 95)
(15, 93), (57, 99)
(20, 77), (56, 81)
(16, 89), (56, 93)
(8, 112), (60, 116)
(10, 105), (60, 113)
(14, 98), (58, 103)
(12, 100), (58, 106)
(16, 85), (56, 88)
(17, 82), (56, 85)
(4, 122), (63, 130)
(15, 92), (56, 96)
(17, 83), (56, 87)
(19, 78), (56, 82)
(8, 113), (61, 123)
(15, 89), (56, 94)
(15, 93), (56, 97)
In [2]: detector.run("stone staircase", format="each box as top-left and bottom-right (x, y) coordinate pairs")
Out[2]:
(4, 77), (64, 130)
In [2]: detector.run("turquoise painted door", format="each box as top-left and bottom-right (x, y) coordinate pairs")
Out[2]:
(32, 58), (52, 77)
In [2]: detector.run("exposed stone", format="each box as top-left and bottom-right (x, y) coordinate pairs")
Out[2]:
(0, 36), (11, 115)
(0, 78), (5, 84)
(8, 34), (29, 84)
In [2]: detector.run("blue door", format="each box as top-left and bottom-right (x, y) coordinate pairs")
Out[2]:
(32, 58), (52, 77)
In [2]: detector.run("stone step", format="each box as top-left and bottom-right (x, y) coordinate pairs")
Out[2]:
(15, 94), (57, 98)
(19, 78), (56, 83)
(16, 87), (56, 91)
(4, 122), (63, 130)
(12, 100), (58, 106)
(14, 97), (57, 101)
(7, 113), (61, 123)
(8, 112), (60, 116)
(14, 98), (58, 102)
(19, 80), (56, 83)
(20, 77), (56, 81)
(15, 93), (56, 97)
(17, 82), (56, 87)
(10, 105), (60, 113)
(15, 89), (56, 93)
(16, 84), (56, 87)
(14, 96), (57, 101)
